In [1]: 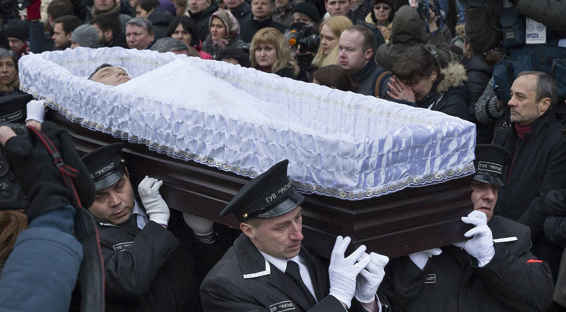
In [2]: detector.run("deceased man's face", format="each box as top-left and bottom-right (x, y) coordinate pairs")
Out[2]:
(90, 66), (131, 86)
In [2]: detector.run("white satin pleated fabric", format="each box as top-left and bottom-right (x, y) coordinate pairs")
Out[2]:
(19, 47), (476, 200)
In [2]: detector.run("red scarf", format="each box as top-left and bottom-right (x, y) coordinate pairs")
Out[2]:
(514, 123), (532, 140)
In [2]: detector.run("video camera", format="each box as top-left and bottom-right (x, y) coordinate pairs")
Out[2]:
(286, 22), (320, 55)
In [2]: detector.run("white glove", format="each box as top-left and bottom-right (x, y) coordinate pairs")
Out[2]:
(183, 212), (214, 236)
(355, 252), (389, 303)
(138, 176), (170, 226)
(461, 210), (495, 267)
(409, 248), (442, 270)
(329, 236), (370, 308)
(183, 212), (216, 244)
(26, 99), (45, 123)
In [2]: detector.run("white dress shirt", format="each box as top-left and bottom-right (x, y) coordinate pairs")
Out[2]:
(260, 251), (317, 301)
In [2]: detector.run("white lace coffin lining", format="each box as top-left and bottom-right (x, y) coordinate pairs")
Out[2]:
(19, 47), (476, 200)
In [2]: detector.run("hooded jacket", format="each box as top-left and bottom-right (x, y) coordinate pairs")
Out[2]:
(415, 61), (472, 122)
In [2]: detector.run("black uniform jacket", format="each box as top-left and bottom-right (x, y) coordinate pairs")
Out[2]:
(382, 216), (554, 312)
(99, 213), (198, 311)
(201, 234), (365, 312)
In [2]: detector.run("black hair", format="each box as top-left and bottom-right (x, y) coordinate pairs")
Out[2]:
(313, 65), (354, 91)
(138, 0), (160, 12)
(53, 15), (82, 34)
(166, 16), (197, 46)
(47, 0), (75, 20)
(88, 63), (113, 79)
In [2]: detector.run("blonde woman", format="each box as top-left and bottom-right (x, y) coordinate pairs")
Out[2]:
(250, 27), (299, 78)
(311, 15), (352, 69)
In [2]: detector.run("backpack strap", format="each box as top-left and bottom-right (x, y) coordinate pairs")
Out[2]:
(375, 70), (392, 98)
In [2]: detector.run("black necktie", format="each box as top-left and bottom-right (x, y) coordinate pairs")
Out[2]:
(286, 260), (316, 305)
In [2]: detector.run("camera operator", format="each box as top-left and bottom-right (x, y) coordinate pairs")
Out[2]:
(286, 21), (319, 81)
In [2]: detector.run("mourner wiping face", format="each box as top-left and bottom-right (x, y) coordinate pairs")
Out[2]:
(470, 180), (497, 221)
(241, 206), (304, 259)
(89, 173), (136, 225)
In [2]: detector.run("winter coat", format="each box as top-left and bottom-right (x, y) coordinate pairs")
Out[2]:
(147, 8), (174, 40)
(364, 12), (392, 42)
(382, 216), (554, 312)
(200, 233), (377, 312)
(275, 65), (299, 79)
(495, 112), (566, 275)
(515, 0), (566, 32)
(464, 55), (493, 104)
(202, 37), (247, 60)
(229, 2), (252, 26)
(464, 54), (494, 143)
(239, 16), (286, 43)
(189, 3), (219, 43)
(519, 188), (566, 278)
(412, 62), (473, 122)
(99, 207), (200, 311)
(29, 20), (54, 53)
(350, 60), (391, 97)
(498, 112), (566, 222)
(0, 206), (83, 312)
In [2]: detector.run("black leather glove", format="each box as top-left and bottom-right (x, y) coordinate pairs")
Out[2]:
(541, 189), (566, 216)
(3, 122), (94, 220)
(519, 197), (547, 242)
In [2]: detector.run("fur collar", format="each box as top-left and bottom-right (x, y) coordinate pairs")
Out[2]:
(436, 62), (467, 93)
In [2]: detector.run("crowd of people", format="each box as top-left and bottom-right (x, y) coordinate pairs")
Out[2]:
(0, 0), (565, 311)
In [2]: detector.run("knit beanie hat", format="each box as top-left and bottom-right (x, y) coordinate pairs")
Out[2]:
(71, 24), (102, 48)
(293, 2), (321, 24)
(4, 20), (28, 41)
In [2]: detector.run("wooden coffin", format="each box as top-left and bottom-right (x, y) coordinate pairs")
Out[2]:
(50, 112), (473, 259)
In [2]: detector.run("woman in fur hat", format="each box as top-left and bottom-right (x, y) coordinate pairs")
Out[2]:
(364, 0), (393, 42)
(202, 8), (246, 59)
